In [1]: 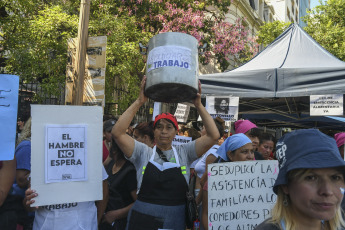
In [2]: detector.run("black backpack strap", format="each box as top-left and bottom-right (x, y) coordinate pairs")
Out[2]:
(156, 147), (169, 162)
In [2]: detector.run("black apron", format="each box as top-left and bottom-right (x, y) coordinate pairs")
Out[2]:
(127, 146), (187, 230)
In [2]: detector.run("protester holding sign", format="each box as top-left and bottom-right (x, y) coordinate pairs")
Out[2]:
(192, 117), (225, 229)
(201, 133), (253, 229)
(193, 117), (225, 201)
(112, 76), (219, 229)
(24, 167), (109, 230)
(256, 129), (345, 230)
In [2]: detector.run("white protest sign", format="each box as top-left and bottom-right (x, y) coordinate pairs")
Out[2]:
(208, 160), (279, 229)
(31, 105), (103, 206)
(45, 124), (87, 183)
(310, 94), (343, 116)
(0, 75), (19, 160)
(206, 96), (239, 121)
(174, 103), (190, 123)
(173, 135), (192, 146)
(147, 45), (192, 73)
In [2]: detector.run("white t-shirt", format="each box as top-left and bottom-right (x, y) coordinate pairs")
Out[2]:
(129, 140), (197, 192)
(33, 166), (108, 230)
(194, 145), (220, 178)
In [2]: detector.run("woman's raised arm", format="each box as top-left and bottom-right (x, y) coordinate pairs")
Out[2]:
(112, 76), (148, 158)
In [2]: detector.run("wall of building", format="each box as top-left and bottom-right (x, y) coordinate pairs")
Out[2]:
(299, 0), (310, 27)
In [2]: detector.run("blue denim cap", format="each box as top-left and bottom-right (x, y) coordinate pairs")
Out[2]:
(273, 129), (345, 194)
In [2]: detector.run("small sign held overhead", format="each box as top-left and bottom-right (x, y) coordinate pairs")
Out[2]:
(174, 103), (190, 123)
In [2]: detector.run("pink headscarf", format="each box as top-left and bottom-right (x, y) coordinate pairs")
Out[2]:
(334, 132), (345, 148)
(234, 120), (257, 134)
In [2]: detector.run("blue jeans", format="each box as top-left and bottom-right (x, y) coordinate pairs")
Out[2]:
(126, 200), (185, 230)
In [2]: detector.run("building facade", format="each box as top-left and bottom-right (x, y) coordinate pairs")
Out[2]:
(266, 0), (309, 25)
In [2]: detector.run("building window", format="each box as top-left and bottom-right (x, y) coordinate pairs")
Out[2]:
(249, 0), (256, 10)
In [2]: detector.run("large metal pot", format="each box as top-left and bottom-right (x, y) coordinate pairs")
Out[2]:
(144, 32), (199, 103)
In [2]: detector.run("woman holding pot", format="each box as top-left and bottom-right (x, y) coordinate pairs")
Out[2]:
(112, 76), (219, 229)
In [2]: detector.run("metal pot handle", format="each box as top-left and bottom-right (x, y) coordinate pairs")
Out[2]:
(139, 43), (148, 55)
(198, 43), (207, 55)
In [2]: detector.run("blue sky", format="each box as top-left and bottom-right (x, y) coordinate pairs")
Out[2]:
(310, 0), (324, 9)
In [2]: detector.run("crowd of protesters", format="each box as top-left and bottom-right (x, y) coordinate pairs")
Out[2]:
(1, 79), (345, 230)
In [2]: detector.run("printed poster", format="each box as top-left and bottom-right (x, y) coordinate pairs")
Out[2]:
(147, 45), (192, 73)
(206, 96), (239, 122)
(31, 105), (103, 206)
(310, 94), (343, 116)
(0, 74), (19, 160)
(45, 124), (87, 183)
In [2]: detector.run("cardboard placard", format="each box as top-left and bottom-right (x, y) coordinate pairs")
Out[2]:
(31, 105), (103, 206)
(208, 161), (279, 229)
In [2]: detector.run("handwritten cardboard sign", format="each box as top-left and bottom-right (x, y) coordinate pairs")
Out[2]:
(31, 105), (103, 206)
(207, 160), (279, 229)
(0, 74), (19, 160)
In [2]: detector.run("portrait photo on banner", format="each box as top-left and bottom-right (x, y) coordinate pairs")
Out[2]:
(206, 96), (239, 122)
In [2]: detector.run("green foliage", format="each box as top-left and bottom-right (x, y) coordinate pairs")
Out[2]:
(303, 0), (345, 61)
(1, 0), (256, 113)
(0, 4), (78, 102)
(89, 8), (152, 113)
(257, 21), (291, 47)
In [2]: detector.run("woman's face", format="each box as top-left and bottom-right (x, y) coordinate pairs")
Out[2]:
(227, 143), (254, 162)
(283, 168), (345, 223)
(258, 140), (274, 160)
(154, 119), (177, 147)
(245, 131), (259, 150)
(220, 100), (228, 110)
